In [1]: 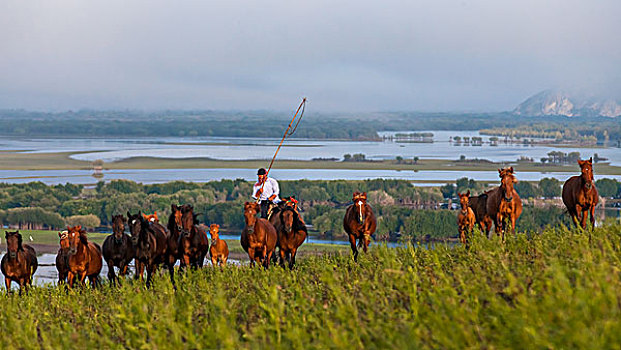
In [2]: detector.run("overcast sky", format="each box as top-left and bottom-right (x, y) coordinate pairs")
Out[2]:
(1, 0), (619, 112)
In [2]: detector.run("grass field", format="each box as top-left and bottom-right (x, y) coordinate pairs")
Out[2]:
(0, 224), (619, 348)
(1, 151), (620, 175)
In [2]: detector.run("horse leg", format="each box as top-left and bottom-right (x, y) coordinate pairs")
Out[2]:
(248, 248), (256, 267)
(67, 272), (75, 288)
(589, 206), (596, 230)
(106, 260), (116, 286)
(4, 277), (11, 294)
(580, 208), (588, 230)
(78, 271), (88, 287)
(511, 214), (517, 236)
(289, 248), (298, 270)
(279, 248), (286, 268)
(363, 234), (371, 253)
(211, 255), (218, 267)
(146, 264), (155, 289)
(348, 234), (358, 262)
(263, 249), (272, 269)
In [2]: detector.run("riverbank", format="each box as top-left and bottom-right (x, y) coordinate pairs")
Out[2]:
(1, 151), (620, 175)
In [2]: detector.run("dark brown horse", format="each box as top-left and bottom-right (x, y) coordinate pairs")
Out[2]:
(457, 191), (476, 245)
(468, 192), (493, 236)
(56, 230), (70, 284)
(486, 167), (523, 241)
(178, 204), (209, 268)
(66, 225), (103, 288)
(209, 224), (229, 267)
(128, 212), (169, 288)
(271, 206), (307, 269)
(343, 191), (377, 261)
(102, 214), (135, 285)
(1, 231), (38, 294)
(562, 157), (599, 230)
(241, 202), (277, 268)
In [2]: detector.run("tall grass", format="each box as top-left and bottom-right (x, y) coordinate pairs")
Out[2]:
(0, 224), (620, 349)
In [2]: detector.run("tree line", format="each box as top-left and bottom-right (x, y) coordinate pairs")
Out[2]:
(1, 177), (617, 240)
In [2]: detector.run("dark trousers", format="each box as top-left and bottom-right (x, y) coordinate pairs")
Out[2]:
(260, 200), (272, 219)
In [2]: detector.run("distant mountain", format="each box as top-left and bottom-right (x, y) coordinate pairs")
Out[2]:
(514, 90), (621, 117)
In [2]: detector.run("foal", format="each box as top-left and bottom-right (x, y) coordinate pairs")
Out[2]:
(457, 191), (476, 245)
(209, 224), (229, 267)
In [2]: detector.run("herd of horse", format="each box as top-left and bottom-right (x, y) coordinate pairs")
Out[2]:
(0, 158), (600, 293)
(456, 158), (600, 243)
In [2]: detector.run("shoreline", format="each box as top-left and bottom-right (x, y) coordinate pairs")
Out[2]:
(0, 152), (620, 175)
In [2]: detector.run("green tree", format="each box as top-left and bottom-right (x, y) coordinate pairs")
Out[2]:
(539, 178), (561, 199)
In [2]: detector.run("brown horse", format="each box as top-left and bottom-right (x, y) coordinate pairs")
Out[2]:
(468, 192), (493, 236)
(102, 214), (135, 285)
(128, 212), (169, 288)
(1, 231), (38, 294)
(209, 224), (229, 267)
(486, 167), (522, 241)
(343, 191), (377, 261)
(562, 157), (599, 230)
(56, 230), (70, 284)
(66, 225), (103, 288)
(178, 204), (209, 268)
(457, 191), (476, 245)
(271, 205), (307, 269)
(241, 202), (277, 268)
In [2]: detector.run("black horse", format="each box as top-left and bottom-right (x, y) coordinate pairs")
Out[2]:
(102, 214), (135, 285)
(127, 211), (169, 288)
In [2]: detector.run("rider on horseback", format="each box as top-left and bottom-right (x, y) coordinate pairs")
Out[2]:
(252, 168), (280, 218)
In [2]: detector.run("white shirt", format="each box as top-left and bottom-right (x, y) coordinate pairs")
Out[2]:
(252, 177), (281, 202)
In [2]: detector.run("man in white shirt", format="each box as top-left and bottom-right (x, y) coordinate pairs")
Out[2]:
(252, 168), (281, 218)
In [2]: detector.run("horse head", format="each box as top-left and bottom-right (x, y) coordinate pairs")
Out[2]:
(458, 190), (470, 211)
(280, 207), (296, 234)
(244, 202), (260, 232)
(67, 225), (87, 256)
(5, 230), (22, 259)
(498, 167), (518, 202)
(169, 204), (185, 233)
(58, 230), (70, 251)
(578, 158), (595, 189)
(127, 211), (146, 246)
(352, 191), (368, 224)
(112, 214), (126, 244)
(180, 204), (195, 232)
(142, 211), (159, 224)
(209, 224), (220, 241)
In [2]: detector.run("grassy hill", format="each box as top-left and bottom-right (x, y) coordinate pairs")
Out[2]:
(0, 224), (619, 348)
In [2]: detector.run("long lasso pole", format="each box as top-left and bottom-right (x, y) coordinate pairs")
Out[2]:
(256, 97), (307, 200)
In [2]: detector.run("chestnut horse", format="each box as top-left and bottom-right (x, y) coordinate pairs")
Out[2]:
(209, 224), (229, 267)
(457, 191), (476, 245)
(486, 167), (522, 241)
(56, 230), (70, 284)
(1, 231), (38, 294)
(271, 206), (307, 269)
(468, 192), (493, 236)
(178, 204), (209, 268)
(102, 214), (135, 285)
(128, 212), (169, 288)
(66, 225), (103, 288)
(562, 157), (599, 230)
(241, 202), (277, 268)
(343, 191), (377, 261)
(142, 211), (159, 224)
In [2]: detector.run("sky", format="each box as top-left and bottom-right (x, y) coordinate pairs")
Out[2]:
(1, 0), (619, 112)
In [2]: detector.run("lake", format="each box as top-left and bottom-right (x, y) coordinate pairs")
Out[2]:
(0, 132), (619, 185)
